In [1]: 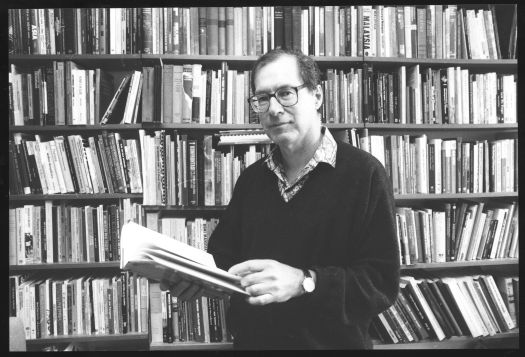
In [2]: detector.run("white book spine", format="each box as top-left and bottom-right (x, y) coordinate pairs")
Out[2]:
(48, 141), (68, 194)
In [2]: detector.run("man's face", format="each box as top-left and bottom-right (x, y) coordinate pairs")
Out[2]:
(254, 55), (322, 148)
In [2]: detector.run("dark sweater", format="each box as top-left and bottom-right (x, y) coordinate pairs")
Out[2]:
(207, 140), (400, 349)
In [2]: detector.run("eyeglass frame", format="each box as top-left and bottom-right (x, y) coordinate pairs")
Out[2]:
(247, 83), (308, 113)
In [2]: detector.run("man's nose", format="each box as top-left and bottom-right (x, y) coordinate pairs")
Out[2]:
(268, 96), (284, 115)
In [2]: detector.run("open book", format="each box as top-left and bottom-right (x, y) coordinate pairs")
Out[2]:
(120, 222), (248, 296)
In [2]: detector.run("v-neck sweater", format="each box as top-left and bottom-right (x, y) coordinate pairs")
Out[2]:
(207, 140), (400, 349)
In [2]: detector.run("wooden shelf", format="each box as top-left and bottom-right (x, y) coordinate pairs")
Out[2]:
(394, 192), (518, 202)
(10, 123), (518, 133)
(364, 123), (518, 131)
(26, 333), (149, 351)
(144, 205), (227, 212)
(373, 329), (519, 349)
(9, 261), (121, 273)
(401, 258), (518, 271)
(9, 193), (143, 202)
(363, 57), (517, 70)
(9, 124), (143, 133)
(150, 342), (233, 350)
(10, 54), (517, 68)
(27, 332), (148, 344)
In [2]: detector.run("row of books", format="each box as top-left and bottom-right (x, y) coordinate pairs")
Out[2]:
(322, 65), (517, 125)
(395, 201), (518, 266)
(8, 133), (143, 196)
(372, 275), (518, 343)
(8, 6), (517, 59)
(145, 212), (219, 253)
(9, 62), (259, 127)
(362, 5), (517, 60)
(358, 134), (517, 195)
(133, 62), (257, 125)
(9, 63), (114, 127)
(151, 287), (232, 344)
(9, 199), (143, 266)
(9, 272), (149, 340)
(10, 61), (517, 127)
(140, 130), (271, 206)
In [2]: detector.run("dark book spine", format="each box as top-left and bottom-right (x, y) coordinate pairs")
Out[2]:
(120, 272), (128, 333)
(274, 6), (284, 49)
(56, 282), (63, 335)
(107, 132), (126, 193)
(188, 139), (198, 206)
(62, 137), (80, 193)
(419, 280), (453, 337)
(401, 285), (433, 335)
(67, 283), (73, 335)
(34, 283), (41, 338)
(198, 7), (207, 55)
(283, 6), (293, 50)
(394, 298), (419, 341)
(219, 62), (227, 124)
(116, 134), (131, 193)
(92, 209), (99, 262)
(63, 9), (75, 54)
(428, 280), (463, 336)
(477, 277), (508, 332)
(205, 70), (212, 123)
(397, 289), (430, 340)
(14, 142), (31, 194)
(21, 139), (42, 194)
(196, 137), (205, 206)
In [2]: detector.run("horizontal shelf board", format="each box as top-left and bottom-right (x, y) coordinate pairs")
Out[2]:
(150, 342), (233, 350)
(394, 192), (518, 201)
(9, 194), (143, 202)
(140, 123), (263, 130)
(10, 123), (517, 133)
(364, 57), (517, 67)
(364, 123), (518, 130)
(401, 258), (519, 271)
(144, 205), (228, 212)
(9, 124), (143, 133)
(373, 329), (519, 349)
(9, 54), (143, 61)
(26, 332), (149, 345)
(10, 55), (516, 67)
(10, 261), (121, 272)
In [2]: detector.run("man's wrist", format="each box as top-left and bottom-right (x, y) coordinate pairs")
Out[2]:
(300, 269), (316, 294)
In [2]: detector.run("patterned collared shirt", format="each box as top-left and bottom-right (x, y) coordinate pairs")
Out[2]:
(265, 126), (337, 202)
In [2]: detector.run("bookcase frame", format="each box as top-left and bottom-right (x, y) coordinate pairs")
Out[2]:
(9, 4), (518, 350)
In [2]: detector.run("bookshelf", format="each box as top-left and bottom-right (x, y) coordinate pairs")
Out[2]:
(8, 4), (517, 351)
(26, 333), (150, 351)
(373, 329), (519, 349)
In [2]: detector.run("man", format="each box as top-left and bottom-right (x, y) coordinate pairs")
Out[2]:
(205, 48), (400, 349)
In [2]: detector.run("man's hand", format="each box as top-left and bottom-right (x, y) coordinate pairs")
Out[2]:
(228, 259), (304, 305)
(159, 273), (229, 301)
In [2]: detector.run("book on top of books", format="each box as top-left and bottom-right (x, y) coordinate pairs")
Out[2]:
(120, 221), (249, 296)
(217, 129), (272, 145)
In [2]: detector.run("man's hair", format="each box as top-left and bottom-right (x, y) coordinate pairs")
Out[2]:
(250, 48), (321, 93)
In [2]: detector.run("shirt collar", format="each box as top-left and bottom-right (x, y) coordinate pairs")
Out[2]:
(265, 126), (337, 173)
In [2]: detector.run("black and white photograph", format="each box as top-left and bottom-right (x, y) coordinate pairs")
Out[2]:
(7, 2), (518, 351)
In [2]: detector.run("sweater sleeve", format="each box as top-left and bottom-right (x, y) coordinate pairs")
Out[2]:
(300, 160), (400, 324)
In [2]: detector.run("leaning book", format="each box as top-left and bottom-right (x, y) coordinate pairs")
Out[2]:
(120, 222), (248, 296)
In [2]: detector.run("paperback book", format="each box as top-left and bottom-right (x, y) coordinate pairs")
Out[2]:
(120, 222), (248, 296)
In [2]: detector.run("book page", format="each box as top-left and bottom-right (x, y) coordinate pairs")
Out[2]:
(120, 221), (216, 268)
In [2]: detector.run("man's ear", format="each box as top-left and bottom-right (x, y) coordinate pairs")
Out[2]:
(314, 84), (323, 111)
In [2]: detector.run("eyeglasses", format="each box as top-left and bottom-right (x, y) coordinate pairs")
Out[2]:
(248, 84), (308, 113)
